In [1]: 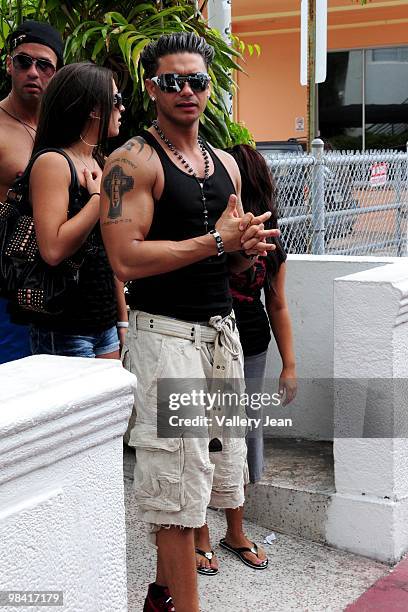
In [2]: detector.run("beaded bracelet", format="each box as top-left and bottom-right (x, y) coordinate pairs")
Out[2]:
(209, 229), (225, 256)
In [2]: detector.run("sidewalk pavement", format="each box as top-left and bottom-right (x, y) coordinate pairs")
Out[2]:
(125, 478), (390, 612)
(346, 557), (408, 612)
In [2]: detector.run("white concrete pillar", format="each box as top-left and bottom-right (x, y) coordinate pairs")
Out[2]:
(327, 262), (408, 562)
(266, 255), (399, 440)
(0, 356), (136, 611)
(207, 0), (233, 116)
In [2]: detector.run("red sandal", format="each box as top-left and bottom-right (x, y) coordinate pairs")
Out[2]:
(143, 583), (175, 611)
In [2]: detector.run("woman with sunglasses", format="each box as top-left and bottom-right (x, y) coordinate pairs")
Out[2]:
(21, 61), (127, 358)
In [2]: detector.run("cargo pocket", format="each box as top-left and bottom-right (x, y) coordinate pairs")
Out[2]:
(133, 423), (185, 513)
(212, 440), (247, 495)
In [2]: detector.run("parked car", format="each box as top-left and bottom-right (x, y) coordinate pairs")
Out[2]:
(257, 140), (357, 253)
(256, 139), (304, 155)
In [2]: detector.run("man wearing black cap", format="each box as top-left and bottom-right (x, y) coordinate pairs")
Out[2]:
(0, 20), (63, 363)
(0, 20), (63, 198)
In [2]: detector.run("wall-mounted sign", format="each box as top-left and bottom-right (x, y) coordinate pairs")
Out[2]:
(295, 117), (305, 131)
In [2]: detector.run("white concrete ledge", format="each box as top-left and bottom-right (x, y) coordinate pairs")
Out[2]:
(0, 356), (136, 612)
(0, 356), (135, 485)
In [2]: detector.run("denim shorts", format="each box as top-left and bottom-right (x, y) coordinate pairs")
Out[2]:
(30, 325), (120, 358)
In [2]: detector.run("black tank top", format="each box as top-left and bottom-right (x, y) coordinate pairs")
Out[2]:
(127, 131), (235, 322)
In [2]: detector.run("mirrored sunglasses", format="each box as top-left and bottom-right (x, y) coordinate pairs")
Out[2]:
(12, 53), (56, 78)
(151, 72), (211, 93)
(113, 92), (123, 108)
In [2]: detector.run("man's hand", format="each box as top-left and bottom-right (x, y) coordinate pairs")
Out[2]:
(215, 195), (280, 255)
(240, 221), (280, 257)
(239, 210), (280, 257)
(215, 195), (246, 252)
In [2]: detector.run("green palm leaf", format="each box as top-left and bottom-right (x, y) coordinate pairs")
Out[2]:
(0, 0), (256, 148)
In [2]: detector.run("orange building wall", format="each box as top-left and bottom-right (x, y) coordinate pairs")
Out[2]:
(236, 34), (307, 141)
(235, 14), (408, 142)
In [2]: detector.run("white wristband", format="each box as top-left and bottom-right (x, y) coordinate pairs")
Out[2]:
(117, 321), (129, 328)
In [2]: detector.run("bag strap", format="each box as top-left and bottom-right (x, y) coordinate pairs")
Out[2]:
(21, 147), (81, 193)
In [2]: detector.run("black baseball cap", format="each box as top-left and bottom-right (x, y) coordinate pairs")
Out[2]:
(8, 20), (64, 68)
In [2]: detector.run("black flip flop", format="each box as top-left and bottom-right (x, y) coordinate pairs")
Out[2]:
(219, 538), (268, 570)
(195, 548), (219, 575)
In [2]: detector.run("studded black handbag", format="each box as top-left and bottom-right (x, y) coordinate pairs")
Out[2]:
(0, 148), (86, 314)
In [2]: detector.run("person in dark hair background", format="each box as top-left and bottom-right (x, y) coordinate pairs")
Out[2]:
(0, 20), (63, 363)
(18, 62), (127, 358)
(226, 143), (297, 560)
(195, 144), (297, 574)
(229, 145), (297, 448)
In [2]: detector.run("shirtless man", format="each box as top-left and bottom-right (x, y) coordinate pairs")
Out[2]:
(0, 20), (63, 363)
(100, 32), (279, 612)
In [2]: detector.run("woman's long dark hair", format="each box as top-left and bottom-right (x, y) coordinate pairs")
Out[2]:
(32, 62), (114, 164)
(227, 144), (284, 279)
(227, 144), (278, 228)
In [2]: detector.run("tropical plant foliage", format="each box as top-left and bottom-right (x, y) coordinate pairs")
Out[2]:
(0, 0), (256, 148)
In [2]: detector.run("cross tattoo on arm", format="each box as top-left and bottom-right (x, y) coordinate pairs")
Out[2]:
(103, 165), (134, 219)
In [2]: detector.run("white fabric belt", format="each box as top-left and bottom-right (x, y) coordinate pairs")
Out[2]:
(129, 310), (241, 377)
(133, 311), (218, 344)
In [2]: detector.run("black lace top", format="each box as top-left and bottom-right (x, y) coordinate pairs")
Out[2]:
(11, 183), (117, 334)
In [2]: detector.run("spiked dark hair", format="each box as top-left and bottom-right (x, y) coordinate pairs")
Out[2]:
(141, 32), (215, 79)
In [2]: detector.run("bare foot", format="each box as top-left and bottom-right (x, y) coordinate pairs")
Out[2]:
(194, 524), (219, 573)
(223, 530), (267, 567)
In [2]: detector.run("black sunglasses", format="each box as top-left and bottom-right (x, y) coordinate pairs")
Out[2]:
(113, 92), (123, 109)
(151, 72), (211, 93)
(12, 53), (56, 78)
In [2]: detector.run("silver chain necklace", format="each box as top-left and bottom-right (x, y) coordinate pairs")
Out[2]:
(152, 120), (211, 232)
(67, 147), (96, 174)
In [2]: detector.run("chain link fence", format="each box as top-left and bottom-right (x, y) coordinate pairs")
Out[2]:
(265, 141), (408, 256)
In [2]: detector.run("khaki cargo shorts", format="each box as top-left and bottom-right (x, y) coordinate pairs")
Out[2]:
(123, 310), (248, 539)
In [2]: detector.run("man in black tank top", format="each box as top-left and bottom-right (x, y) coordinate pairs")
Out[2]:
(100, 32), (279, 612)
